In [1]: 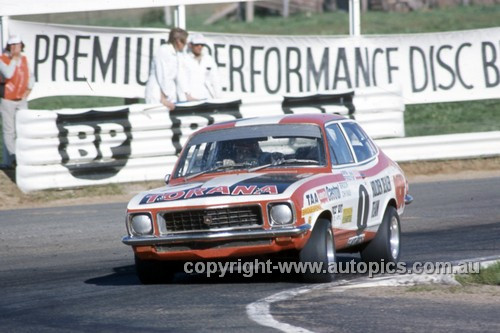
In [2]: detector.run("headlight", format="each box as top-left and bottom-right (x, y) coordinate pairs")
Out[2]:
(269, 203), (294, 226)
(130, 214), (153, 235)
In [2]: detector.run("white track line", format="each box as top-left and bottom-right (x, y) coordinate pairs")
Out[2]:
(246, 275), (457, 333)
(246, 255), (500, 333)
(246, 283), (332, 333)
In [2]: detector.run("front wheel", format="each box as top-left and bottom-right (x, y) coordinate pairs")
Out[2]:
(298, 218), (336, 283)
(360, 206), (401, 263)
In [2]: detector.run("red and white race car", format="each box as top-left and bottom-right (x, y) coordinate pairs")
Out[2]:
(123, 114), (412, 283)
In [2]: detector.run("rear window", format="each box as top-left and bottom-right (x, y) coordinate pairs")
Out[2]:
(341, 122), (377, 162)
(325, 124), (355, 165)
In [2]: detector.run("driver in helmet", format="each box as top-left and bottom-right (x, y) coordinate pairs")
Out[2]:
(233, 139), (261, 165)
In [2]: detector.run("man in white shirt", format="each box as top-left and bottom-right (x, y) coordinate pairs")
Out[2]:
(184, 34), (221, 101)
(145, 28), (188, 110)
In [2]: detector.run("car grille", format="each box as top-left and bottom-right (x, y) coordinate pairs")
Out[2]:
(159, 206), (263, 233)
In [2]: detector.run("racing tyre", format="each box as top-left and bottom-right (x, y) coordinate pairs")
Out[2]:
(360, 206), (401, 263)
(135, 256), (177, 284)
(299, 218), (336, 283)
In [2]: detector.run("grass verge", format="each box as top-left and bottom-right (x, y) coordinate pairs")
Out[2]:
(28, 96), (129, 110)
(405, 99), (500, 137)
(456, 262), (500, 286)
(27, 4), (500, 35)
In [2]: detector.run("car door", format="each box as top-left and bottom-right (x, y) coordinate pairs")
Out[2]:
(340, 121), (381, 235)
(324, 122), (365, 245)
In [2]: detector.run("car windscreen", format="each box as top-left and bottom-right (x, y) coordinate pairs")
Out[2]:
(174, 124), (326, 178)
(188, 124), (322, 145)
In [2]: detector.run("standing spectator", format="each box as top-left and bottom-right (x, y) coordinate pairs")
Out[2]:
(184, 33), (221, 101)
(145, 28), (189, 111)
(0, 35), (35, 168)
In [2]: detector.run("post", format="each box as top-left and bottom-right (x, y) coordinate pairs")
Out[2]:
(282, 0), (289, 18)
(246, 1), (254, 23)
(174, 5), (186, 29)
(349, 0), (361, 36)
(0, 16), (12, 167)
(361, 0), (369, 12)
(0, 16), (9, 52)
(164, 6), (172, 26)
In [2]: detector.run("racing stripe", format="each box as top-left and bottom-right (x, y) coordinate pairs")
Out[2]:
(136, 173), (317, 205)
(356, 152), (392, 177)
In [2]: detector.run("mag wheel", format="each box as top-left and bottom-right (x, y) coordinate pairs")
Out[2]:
(299, 218), (336, 283)
(360, 206), (401, 263)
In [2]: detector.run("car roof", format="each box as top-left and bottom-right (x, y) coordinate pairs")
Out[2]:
(197, 113), (347, 134)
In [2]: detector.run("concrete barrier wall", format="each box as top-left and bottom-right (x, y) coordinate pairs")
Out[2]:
(15, 87), (405, 192)
(378, 131), (500, 162)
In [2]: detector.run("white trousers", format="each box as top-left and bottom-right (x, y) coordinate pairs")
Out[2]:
(1, 98), (27, 162)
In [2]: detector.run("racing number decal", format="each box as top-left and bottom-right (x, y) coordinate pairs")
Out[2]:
(357, 185), (370, 233)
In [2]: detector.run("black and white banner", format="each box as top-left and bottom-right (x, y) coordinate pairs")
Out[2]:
(9, 20), (500, 104)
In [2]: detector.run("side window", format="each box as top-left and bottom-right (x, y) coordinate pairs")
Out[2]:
(325, 124), (355, 165)
(342, 122), (377, 162)
(178, 142), (215, 176)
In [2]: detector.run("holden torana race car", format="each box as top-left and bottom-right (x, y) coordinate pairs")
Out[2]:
(122, 114), (413, 283)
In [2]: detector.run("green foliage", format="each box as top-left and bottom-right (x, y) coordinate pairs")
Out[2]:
(140, 9), (168, 28)
(29, 96), (130, 110)
(32, 4), (500, 34)
(405, 99), (500, 137)
(186, 5), (500, 35)
(456, 262), (500, 286)
(358, 5), (500, 34)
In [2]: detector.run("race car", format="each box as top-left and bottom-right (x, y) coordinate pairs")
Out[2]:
(122, 114), (413, 283)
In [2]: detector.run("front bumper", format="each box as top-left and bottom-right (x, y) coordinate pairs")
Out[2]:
(122, 224), (311, 246)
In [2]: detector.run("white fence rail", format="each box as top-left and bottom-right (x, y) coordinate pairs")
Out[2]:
(378, 132), (500, 162)
(15, 87), (405, 192)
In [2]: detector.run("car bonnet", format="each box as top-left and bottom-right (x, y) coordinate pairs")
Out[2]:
(127, 172), (318, 210)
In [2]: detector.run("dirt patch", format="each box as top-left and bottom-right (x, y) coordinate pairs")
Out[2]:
(0, 169), (163, 211)
(399, 156), (500, 183)
(1, 156), (499, 210)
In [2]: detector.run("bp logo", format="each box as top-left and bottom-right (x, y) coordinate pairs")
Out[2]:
(281, 91), (355, 119)
(56, 108), (132, 180)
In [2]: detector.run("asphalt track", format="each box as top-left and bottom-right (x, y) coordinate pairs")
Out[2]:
(0, 176), (499, 332)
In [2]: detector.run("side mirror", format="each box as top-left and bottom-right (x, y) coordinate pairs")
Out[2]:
(164, 174), (171, 185)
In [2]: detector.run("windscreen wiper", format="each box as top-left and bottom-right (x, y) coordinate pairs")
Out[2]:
(247, 158), (319, 172)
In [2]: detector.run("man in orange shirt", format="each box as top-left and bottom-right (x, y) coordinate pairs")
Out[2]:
(0, 35), (35, 168)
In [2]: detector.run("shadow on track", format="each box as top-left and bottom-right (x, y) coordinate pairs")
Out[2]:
(84, 256), (362, 286)
(85, 265), (140, 286)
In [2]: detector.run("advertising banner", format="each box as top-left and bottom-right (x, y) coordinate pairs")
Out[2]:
(9, 20), (500, 104)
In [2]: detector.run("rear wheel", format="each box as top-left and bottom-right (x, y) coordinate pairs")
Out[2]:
(360, 206), (401, 263)
(135, 256), (177, 284)
(299, 218), (336, 283)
